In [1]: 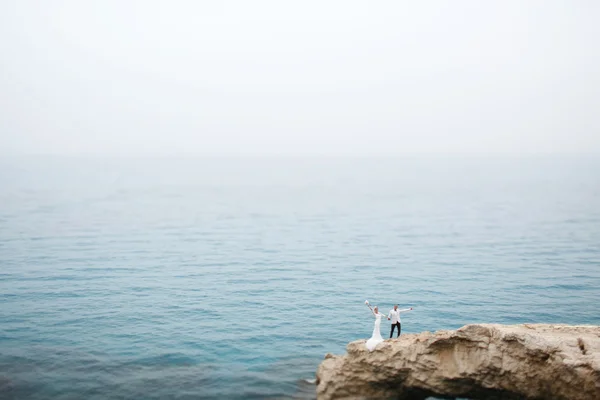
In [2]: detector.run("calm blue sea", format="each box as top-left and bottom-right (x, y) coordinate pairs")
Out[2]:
(1, 156), (599, 400)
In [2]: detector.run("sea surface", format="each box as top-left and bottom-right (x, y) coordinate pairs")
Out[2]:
(1, 156), (599, 400)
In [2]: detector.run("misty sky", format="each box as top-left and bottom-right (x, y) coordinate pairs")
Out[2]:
(1, 1), (599, 156)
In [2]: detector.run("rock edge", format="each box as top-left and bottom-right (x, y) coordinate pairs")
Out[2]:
(316, 324), (600, 400)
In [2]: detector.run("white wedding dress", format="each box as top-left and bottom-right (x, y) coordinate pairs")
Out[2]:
(366, 312), (385, 351)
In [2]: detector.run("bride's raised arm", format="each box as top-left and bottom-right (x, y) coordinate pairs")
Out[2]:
(365, 301), (384, 317)
(367, 305), (375, 316)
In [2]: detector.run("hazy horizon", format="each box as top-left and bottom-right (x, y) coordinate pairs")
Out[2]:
(1, 1), (599, 157)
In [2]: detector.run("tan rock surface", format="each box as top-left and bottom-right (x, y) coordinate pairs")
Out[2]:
(316, 324), (600, 400)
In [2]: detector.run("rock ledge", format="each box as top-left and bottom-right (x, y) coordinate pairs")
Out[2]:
(316, 324), (600, 400)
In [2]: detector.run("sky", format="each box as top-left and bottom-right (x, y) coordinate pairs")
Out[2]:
(0, 0), (599, 156)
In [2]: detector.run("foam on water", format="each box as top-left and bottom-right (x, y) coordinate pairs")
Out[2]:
(1, 157), (599, 399)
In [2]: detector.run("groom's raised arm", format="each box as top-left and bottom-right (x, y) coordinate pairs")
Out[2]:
(398, 307), (413, 313)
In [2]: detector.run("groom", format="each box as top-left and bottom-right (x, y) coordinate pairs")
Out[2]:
(387, 304), (413, 338)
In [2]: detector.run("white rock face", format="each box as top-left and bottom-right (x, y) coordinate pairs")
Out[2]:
(316, 324), (600, 400)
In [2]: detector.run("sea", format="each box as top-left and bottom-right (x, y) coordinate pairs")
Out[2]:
(1, 156), (599, 400)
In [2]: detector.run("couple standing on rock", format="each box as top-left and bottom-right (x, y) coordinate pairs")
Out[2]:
(365, 301), (413, 351)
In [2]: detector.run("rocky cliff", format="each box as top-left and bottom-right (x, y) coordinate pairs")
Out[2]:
(316, 324), (600, 400)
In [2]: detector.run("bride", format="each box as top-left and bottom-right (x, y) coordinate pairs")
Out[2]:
(365, 301), (386, 351)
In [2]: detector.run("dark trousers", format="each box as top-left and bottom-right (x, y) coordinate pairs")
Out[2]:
(390, 322), (401, 338)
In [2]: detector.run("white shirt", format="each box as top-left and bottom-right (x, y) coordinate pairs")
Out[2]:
(388, 308), (411, 324)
